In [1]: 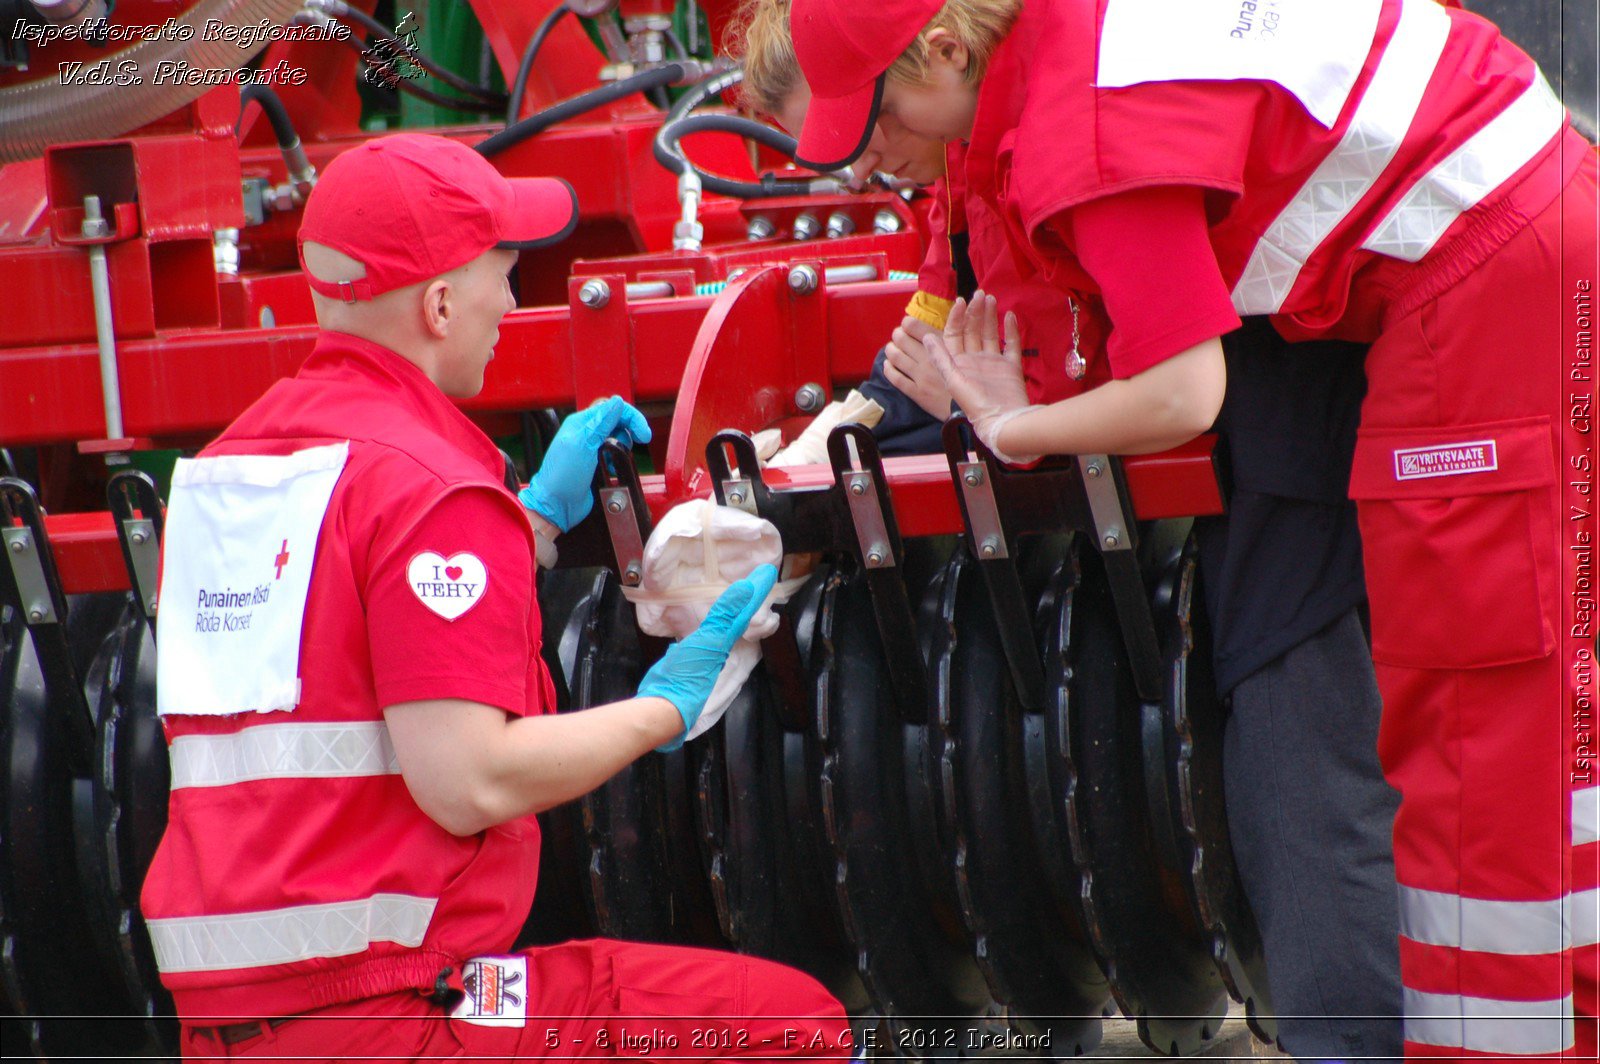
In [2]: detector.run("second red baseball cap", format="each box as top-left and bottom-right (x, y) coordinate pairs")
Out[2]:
(298, 133), (579, 302)
(790, 0), (945, 170)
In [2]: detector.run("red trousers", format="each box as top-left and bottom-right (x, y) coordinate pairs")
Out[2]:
(177, 939), (852, 1063)
(1351, 135), (1599, 1059)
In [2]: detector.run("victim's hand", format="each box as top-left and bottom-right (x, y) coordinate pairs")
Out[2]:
(885, 315), (956, 419)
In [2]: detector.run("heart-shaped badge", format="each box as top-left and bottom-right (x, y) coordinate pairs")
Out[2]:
(407, 551), (488, 620)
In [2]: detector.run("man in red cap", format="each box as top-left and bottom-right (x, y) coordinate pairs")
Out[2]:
(141, 133), (848, 1061)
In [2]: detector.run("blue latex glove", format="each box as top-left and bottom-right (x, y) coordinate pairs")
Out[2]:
(640, 563), (780, 751)
(519, 396), (652, 532)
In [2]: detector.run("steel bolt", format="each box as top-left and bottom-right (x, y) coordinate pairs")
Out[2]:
(606, 499), (624, 515)
(825, 211), (856, 239)
(623, 565), (641, 586)
(9, 536), (27, 553)
(148, 597), (159, 612)
(28, 609), (43, 622)
(130, 530), (147, 545)
(746, 215), (776, 241)
(729, 491), (745, 505)
(1086, 461), (1104, 479)
(979, 539), (999, 558)
(873, 209), (903, 235)
(794, 382), (826, 413)
(787, 264), (819, 296)
(578, 278), (612, 310)
(963, 469), (982, 486)
(1103, 531), (1121, 549)
(849, 480), (866, 496)
(791, 212), (821, 242)
(866, 550), (884, 566)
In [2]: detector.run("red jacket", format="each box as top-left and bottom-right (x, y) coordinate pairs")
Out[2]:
(142, 334), (554, 1019)
(964, 0), (1574, 342)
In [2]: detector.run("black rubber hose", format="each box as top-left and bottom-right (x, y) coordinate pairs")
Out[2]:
(330, 1), (505, 105)
(506, 3), (570, 125)
(655, 112), (819, 198)
(477, 62), (686, 158)
(237, 84), (298, 146)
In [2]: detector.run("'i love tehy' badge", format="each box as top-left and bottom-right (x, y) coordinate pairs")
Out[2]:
(407, 551), (488, 620)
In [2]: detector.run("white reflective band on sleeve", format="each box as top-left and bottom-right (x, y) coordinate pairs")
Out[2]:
(1403, 989), (1574, 1055)
(1362, 70), (1565, 261)
(1575, 785), (1599, 847)
(1400, 885), (1600, 954)
(1231, 0), (1448, 314)
(146, 893), (436, 974)
(169, 722), (400, 789)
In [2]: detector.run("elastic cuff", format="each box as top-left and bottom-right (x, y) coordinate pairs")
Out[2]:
(985, 404), (1046, 466)
(905, 291), (954, 331)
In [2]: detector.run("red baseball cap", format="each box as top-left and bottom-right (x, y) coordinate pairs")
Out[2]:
(790, 0), (945, 170)
(298, 133), (578, 302)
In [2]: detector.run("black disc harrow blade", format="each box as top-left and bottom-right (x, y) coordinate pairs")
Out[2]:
(935, 538), (1109, 1056)
(811, 544), (994, 1055)
(80, 600), (178, 1055)
(1049, 535), (1230, 1056)
(1137, 534), (1276, 1045)
(542, 566), (723, 946)
(695, 569), (870, 1011)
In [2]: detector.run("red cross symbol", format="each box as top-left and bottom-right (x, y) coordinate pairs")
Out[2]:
(274, 539), (291, 580)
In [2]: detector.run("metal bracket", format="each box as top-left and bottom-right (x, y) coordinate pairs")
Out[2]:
(0, 477), (94, 775)
(829, 424), (928, 725)
(1078, 454), (1131, 553)
(955, 460), (1009, 560)
(108, 469), (164, 624)
(3, 526), (57, 625)
(842, 471), (893, 569)
(582, 439), (654, 585)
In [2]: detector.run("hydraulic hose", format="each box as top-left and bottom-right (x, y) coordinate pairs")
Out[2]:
(477, 62), (686, 158)
(0, 0), (304, 163)
(330, 32), (497, 114)
(653, 69), (846, 198)
(505, 2), (571, 125)
(238, 83), (296, 146)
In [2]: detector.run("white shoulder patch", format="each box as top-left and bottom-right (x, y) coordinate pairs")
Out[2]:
(1096, 0), (1386, 128)
(407, 551), (489, 620)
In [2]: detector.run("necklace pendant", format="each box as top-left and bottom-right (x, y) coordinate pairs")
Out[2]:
(1066, 349), (1087, 380)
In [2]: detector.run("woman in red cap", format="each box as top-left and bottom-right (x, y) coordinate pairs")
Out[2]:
(746, 0), (1599, 1058)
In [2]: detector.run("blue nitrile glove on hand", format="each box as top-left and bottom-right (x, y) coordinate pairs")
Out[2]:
(640, 563), (780, 751)
(519, 396), (652, 532)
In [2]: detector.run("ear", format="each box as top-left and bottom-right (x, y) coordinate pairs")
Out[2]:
(421, 277), (452, 340)
(923, 27), (970, 76)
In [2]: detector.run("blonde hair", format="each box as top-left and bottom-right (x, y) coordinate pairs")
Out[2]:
(730, 0), (1021, 119)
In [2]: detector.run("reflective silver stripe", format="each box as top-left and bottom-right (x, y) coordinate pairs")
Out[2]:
(1362, 70), (1565, 261)
(1575, 785), (1599, 847)
(1232, 0), (1449, 314)
(1400, 885), (1600, 954)
(1403, 989), (1574, 1055)
(146, 893), (436, 973)
(169, 722), (400, 789)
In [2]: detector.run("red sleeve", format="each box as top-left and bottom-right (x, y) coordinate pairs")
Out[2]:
(366, 486), (537, 716)
(1050, 185), (1240, 380)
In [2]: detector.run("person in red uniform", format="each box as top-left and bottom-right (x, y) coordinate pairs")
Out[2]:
(139, 133), (851, 1062)
(753, 0), (1599, 1057)
(737, 13), (1403, 1056)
